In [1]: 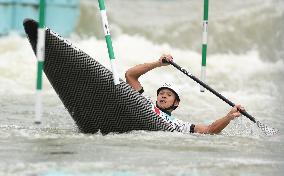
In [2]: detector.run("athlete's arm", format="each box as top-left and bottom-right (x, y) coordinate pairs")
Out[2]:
(125, 54), (173, 91)
(194, 105), (244, 134)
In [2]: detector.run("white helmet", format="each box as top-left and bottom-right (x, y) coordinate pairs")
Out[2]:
(157, 83), (181, 101)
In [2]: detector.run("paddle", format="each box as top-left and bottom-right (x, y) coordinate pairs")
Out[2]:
(163, 59), (279, 136)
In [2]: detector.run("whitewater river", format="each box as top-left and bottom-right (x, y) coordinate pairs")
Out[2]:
(0, 0), (283, 175)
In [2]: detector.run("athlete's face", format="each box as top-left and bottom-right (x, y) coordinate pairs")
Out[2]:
(156, 88), (179, 110)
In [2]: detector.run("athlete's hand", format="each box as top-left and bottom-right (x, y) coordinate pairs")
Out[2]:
(226, 105), (245, 120)
(159, 54), (173, 66)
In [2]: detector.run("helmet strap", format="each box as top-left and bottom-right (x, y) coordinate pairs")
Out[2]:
(156, 101), (178, 115)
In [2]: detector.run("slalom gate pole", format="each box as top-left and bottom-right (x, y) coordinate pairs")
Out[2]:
(34, 0), (46, 124)
(200, 0), (209, 92)
(97, 0), (120, 85)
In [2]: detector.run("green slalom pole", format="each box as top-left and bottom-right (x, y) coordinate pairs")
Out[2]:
(200, 0), (209, 92)
(98, 0), (120, 85)
(35, 0), (46, 124)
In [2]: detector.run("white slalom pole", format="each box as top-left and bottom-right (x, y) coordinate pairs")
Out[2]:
(35, 0), (46, 124)
(98, 0), (120, 85)
(200, 0), (209, 92)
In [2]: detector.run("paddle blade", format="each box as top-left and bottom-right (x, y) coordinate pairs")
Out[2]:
(256, 121), (279, 136)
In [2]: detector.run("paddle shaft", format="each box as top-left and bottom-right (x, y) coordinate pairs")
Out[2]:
(166, 60), (256, 123)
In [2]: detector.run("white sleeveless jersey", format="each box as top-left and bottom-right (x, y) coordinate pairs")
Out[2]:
(144, 94), (195, 133)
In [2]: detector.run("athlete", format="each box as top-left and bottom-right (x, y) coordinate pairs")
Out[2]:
(125, 54), (244, 134)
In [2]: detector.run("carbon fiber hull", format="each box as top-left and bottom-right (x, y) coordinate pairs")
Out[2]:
(23, 19), (176, 134)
